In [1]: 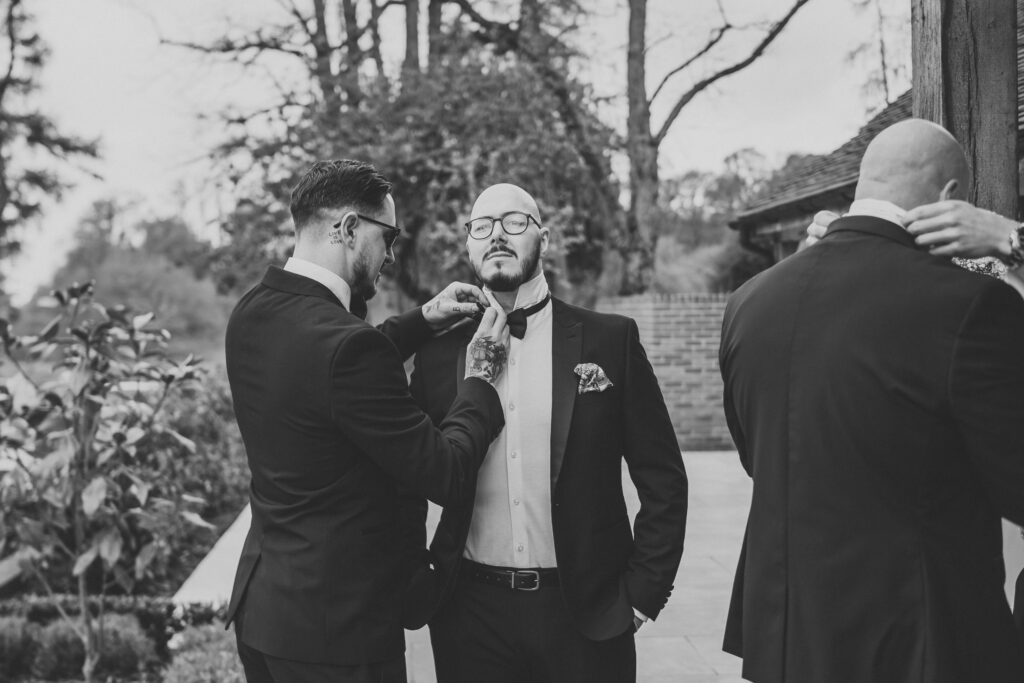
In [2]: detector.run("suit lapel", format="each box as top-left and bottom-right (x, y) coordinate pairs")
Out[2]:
(549, 299), (582, 493)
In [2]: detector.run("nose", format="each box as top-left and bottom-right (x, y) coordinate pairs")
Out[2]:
(490, 224), (509, 243)
(383, 244), (396, 266)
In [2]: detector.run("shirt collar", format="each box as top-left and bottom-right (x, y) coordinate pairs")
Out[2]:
(846, 198), (908, 230)
(283, 257), (352, 311)
(483, 271), (550, 311)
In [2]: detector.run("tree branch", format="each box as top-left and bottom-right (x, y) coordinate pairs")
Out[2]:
(653, 0), (813, 145)
(161, 35), (310, 62)
(450, 0), (519, 50)
(0, 0), (21, 107)
(649, 23), (731, 105)
(277, 0), (316, 45)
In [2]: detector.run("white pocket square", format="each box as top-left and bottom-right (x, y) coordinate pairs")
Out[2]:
(573, 363), (613, 395)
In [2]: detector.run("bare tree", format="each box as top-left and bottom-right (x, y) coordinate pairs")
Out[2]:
(847, 0), (910, 115)
(620, 0), (813, 294)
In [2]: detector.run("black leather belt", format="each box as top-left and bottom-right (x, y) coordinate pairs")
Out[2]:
(462, 560), (560, 591)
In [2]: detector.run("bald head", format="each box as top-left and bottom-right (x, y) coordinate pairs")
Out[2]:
(855, 119), (969, 209)
(470, 183), (541, 223)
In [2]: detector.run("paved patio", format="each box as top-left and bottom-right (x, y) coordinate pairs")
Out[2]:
(405, 450), (1024, 683)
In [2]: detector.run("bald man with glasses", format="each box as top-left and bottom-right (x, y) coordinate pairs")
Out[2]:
(403, 183), (688, 683)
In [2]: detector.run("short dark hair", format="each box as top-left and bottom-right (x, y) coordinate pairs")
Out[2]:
(289, 159), (392, 229)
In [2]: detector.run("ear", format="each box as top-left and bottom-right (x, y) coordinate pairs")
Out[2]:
(939, 179), (959, 201)
(539, 226), (550, 256)
(338, 211), (360, 247)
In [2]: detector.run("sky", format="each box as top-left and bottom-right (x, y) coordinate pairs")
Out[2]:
(4, 0), (909, 304)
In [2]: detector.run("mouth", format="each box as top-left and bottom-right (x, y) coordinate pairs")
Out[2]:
(485, 249), (516, 261)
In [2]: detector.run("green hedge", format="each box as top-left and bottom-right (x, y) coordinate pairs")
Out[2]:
(0, 596), (225, 661)
(0, 612), (157, 681)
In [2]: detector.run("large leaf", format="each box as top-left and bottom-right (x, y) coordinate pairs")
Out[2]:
(129, 481), (151, 507)
(97, 529), (123, 567)
(131, 313), (154, 331)
(181, 510), (216, 532)
(39, 315), (62, 342)
(81, 477), (107, 517)
(0, 548), (41, 589)
(167, 429), (196, 454)
(134, 542), (158, 580)
(123, 427), (146, 446)
(72, 545), (98, 576)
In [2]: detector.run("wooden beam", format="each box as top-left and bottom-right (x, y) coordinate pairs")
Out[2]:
(911, 0), (1018, 218)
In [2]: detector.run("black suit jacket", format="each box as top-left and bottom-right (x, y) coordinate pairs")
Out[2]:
(405, 298), (688, 640)
(719, 216), (1024, 683)
(223, 266), (504, 665)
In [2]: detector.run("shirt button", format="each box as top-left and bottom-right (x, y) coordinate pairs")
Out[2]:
(510, 451), (518, 459)
(513, 498), (520, 506)
(510, 358), (517, 366)
(509, 403), (516, 411)
(517, 544), (524, 552)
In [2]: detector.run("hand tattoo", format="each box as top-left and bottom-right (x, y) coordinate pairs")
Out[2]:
(465, 338), (508, 384)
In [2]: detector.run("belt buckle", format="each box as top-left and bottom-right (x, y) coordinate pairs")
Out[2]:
(513, 569), (540, 591)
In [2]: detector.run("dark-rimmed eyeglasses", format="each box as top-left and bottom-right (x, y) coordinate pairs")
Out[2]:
(334, 214), (402, 251)
(464, 212), (541, 240)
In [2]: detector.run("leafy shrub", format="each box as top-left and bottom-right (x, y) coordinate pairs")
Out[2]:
(0, 616), (36, 682)
(0, 595), (224, 662)
(30, 619), (82, 681)
(162, 624), (244, 683)
(0, 282), (208, 681)
(30, 613), (155, 681)
(95, 613), (156, 677)
(137, 375), (249, 597)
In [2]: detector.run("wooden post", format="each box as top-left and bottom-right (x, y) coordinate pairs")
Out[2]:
(911, 0), (1018, 219)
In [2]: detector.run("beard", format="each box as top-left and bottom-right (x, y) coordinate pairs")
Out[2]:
(479, 241), (542, 292)
(352, 253), (381, 301)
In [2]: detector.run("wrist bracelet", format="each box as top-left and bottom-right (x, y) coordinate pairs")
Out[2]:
(1006, 223), (1024, 268)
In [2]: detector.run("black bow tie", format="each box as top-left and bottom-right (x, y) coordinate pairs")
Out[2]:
(506, 295), (550, 339)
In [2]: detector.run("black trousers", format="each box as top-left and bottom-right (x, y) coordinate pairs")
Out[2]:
(233, 598), (407, 683)
(429, 572), (636, 683)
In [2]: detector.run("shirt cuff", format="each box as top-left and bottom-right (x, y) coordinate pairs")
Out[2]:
(633, 608), (649, 623)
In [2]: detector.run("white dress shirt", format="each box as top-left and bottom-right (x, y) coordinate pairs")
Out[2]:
(464, 272), (556, 568)
(845, 198), (908, 228)
(283, 257), (353, 311)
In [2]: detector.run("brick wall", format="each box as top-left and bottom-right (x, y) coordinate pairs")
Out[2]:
(597, 294), (733, 451)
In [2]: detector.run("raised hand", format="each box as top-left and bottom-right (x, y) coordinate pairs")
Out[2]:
(422, 282), (489, 330)
(804, 210), (839, 247)
(905, 200), (1017, 259)
(464, 291), (510, 386)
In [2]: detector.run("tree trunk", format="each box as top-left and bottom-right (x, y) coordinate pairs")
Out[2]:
(369, 0), (386, 79)
(339, 0), (364, 107)
(622, 0), (656, 295)
(403, 0), (420, 73)
(427, 0), (443, 67)
(911, 0), (1018, 218)
(79, 574), (99, 683)
(309, 0), (346, 113)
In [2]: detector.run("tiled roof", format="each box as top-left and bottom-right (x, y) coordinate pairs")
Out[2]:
(733, 7), (1024, 229)
(731, 91), (911, 228)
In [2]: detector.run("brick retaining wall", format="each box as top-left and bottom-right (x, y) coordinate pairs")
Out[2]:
(597, 294), (733, 451)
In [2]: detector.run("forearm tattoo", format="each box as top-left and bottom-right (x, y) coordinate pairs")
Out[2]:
(465, 338), (508, 384)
